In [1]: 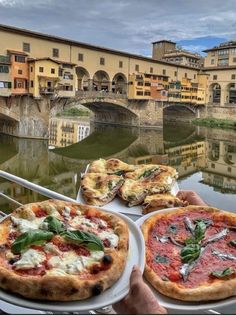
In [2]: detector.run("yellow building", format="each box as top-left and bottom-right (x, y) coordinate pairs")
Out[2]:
(57, 61), (76, 98)
(28, 58), (60, 98)
(168, 77), (199, 105)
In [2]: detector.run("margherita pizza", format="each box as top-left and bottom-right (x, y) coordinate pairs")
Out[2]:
(142, 206), (236, 301)
(0, 200), (129, 301)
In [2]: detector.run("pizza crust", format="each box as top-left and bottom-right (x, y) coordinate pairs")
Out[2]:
(142, 206), (236, 301)
(0, 200), (129, 301)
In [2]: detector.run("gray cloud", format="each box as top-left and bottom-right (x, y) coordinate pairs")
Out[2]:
(0, 0), (236, 55)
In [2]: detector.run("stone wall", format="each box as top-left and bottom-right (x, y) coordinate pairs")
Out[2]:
(200, 105), (236, 120)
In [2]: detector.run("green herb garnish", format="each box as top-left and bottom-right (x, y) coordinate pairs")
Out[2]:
(211, 267), (235, 279)
(43, 216), (65, 234)
(180, 243), (201, 263)
(229, 240), (236, 247)
(63, 230), (104, 251)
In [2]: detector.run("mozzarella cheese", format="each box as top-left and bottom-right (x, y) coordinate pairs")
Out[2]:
(70, 216), (98, 230)
(98, 230), (119, 248)
(13, 249), (45, 270)
(11, 217), (45, 233)
(62, 206), (71, 218)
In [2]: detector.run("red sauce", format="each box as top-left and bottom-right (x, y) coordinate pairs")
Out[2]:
(35, 209), (48, 218)
(103, 239), (110, 247)
(147, 210), (236, 288)
(8, 231), (18, 240)
(15, 265), (46, 276)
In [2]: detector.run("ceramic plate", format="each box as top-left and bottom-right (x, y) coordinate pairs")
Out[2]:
(0, 210), (145, 312)
(136, 208), (236, 312)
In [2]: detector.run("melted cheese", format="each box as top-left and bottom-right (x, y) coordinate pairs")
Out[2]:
(98, 230), (119, 248)
(62, 206), (71, 218)
(13, 249), (45, 270)
(11, 217), (45, 233)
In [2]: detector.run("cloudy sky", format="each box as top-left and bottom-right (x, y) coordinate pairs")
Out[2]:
(0, 0), (235, 56)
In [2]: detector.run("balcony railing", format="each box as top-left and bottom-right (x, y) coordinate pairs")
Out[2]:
(0, 55), (10, 64)
(76, 90), (127, 99)
(39, 87), (55, 94)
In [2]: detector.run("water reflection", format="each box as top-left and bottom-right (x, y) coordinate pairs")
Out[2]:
(0, 117), (236, 212)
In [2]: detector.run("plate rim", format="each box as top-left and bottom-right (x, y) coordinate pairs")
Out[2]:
(0, 208), (145, 312)
(135, 207), (236, 311)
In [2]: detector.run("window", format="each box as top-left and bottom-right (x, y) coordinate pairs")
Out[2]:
(78, 53), (83, 61)
(185, 73), (187, 78)
(18, 69), (22, 75)
(39, 67), (44, 73)
(31, 80), (34, 88)
(194, 74), (196, 79)
(51, 68), (55, 74)
(135, 64), (139, 71)
(30, 66), (33, 72)
(100, 57), (105, 65)
(119, 61), (123, 68)
(233, 57), (236, 63)
(232, 74), (236, 80)
(174, 71), (177, 76)
(213, 75), (217, 80)
(52, 48), (59, 58)
(163, 69), (166, 75)
(0, 65), (9, 73)
(211, 59), (215, 64)
(23, 42), (30, 53)
(150, 67), (153, 73)
(211, 163), (215, 169)
(228, 167), (232, 173)
(15, 55), (25, 63)
(0, 81), (11, 88)
(136, 91), (143, 96)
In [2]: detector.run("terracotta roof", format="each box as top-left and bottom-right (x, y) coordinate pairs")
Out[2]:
(7, 49), (28, 56)
(28, 57), (61, 64)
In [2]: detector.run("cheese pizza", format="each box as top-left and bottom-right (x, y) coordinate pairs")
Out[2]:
(142, 206), (236, 301)
(0, 200), (129, 301)
(88, 158), (136, 175)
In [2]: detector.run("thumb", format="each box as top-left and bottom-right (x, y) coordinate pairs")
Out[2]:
(130, 265), (143, 288)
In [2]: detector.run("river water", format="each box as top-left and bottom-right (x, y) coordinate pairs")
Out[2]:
(0, 117), (236, 214)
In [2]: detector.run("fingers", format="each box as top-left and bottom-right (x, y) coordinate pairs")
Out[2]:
(130, 265), (143, 289)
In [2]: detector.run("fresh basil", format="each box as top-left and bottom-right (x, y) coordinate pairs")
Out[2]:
(229, 240), (236, 247)
(155, 254), (169, 264)
(194, 218), (213, 227)
(12, 230), (54, 254)
(113, 170), (124, 176)
(185, 221), (206, 245)
(168, 224), (178, 234)
(63, 230), (104, 251)
(108, 180), (114, 190)
(211, 267), (235, 279)
(43, 216), (65, 234)
(138, 168), (159, 179)
(180, 243), (201, 263)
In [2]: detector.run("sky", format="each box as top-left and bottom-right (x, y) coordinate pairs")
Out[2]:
(0, 0), (235, 56)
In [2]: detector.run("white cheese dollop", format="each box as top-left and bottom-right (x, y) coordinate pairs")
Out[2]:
(98, 230), (119, 248)
(13, 249), (45, 270)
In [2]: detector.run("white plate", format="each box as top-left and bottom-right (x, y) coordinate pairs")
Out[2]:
(0, 210), (145, 312)
(76, 164), (179, 216)
(136, 208), (236, 312)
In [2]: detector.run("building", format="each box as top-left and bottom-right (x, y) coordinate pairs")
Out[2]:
(0, 54), (11, 96)
(152, 40), (202, 68)
(8, 50), (28, 95)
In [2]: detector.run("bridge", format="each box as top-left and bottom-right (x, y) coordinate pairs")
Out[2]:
(0, 92), (203, 139)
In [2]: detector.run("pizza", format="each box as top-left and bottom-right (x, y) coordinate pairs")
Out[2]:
(142, 206), (236, 301)
(0, 200), (129, 301)
(142, 193), (186, 214)
(88, 158), (136, 175)
(81, 173), (124, 206)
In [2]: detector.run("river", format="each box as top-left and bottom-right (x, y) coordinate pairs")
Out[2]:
(0, 117), (236, 214)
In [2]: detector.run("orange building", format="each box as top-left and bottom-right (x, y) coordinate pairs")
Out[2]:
(150, 74), (168, 101)
(7, 49), (28, 94)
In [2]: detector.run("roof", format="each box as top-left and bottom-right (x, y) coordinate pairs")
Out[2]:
(203, 41), (236, 53)
(0, 24), (198, 71)
(203, 65), (236, 71)
(152, 40), (176, 45)
(28, 57), (61, 64)
(7, 49), (28, 56)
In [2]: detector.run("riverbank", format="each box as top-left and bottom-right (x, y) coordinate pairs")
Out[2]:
(193, 118), (236, 130)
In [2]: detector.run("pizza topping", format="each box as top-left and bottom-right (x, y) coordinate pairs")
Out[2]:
(62, 206), (71, 219)
(168, 236), (184, 248)
(13, 249), (46, 270)
(11, 230), (54, 254)
(210, 267), (235, 279)
(44, 243), (61, 255)
(203, 228), (229, 246)
(155, 254), (169, 264)
(35, 209), (48, 218)
(11, 217), (41, 233)
(43, 216), (65, 234)
(229, 240), (236, 247)
(180, 247), (206, 281)
(138, 167), (160, 180)
(167, 224), (178, 234)
(102, 255), (113, 265)
(159, 236), (169, 243)
(212, 249), (236, 261)
(180, 244), (201, 264)
(63, 230), (104, 251)
(184, 217), (195, 234)
(98, 230), (119, 248)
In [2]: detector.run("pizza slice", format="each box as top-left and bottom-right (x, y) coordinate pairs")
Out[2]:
(125, 164), (162, 180)
(81, 173), (124, 206)
(142, 193), (187, 214)
(88, 158), (136, 175)
(118, 179), (148, 207)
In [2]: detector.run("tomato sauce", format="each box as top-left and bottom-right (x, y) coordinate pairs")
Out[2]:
(147, 210), (236, 288)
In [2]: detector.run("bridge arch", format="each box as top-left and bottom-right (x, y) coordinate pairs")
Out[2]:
(209, 83), (221, 104)
(163, 103), (196, 122)
(93, 70), (110, 91)
(112, 73), (127, 94)
(76, 67), (91, 91)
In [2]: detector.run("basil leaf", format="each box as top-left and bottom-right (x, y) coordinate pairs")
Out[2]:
(108, 180), (114, 190)
(195, 218), (213, 227)
(194, 221), (206, 243)
(113, 170), (124, 176)
(155, 254), (169, 264)
(43, 216), (65, 234)
(12, 230), (54, 254)
(229, 240), (236, 247)
(168, 224), (178, 234)
(63, 230), (104, 251)
(211, 267), (235, 279)
(138, 167), (159, 179)
(181, 244), (201, 263)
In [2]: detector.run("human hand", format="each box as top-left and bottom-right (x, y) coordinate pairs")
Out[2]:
(113, 265), (167, 314)
(177, 190), (207, 206)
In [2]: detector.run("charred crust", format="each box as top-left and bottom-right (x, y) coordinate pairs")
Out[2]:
(40, 287), (50, 296)
(92, 283), (103, 296)
(70, 287), (79, 295)
(1, 277), (7, 285)
(102, 255), (113, 265)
